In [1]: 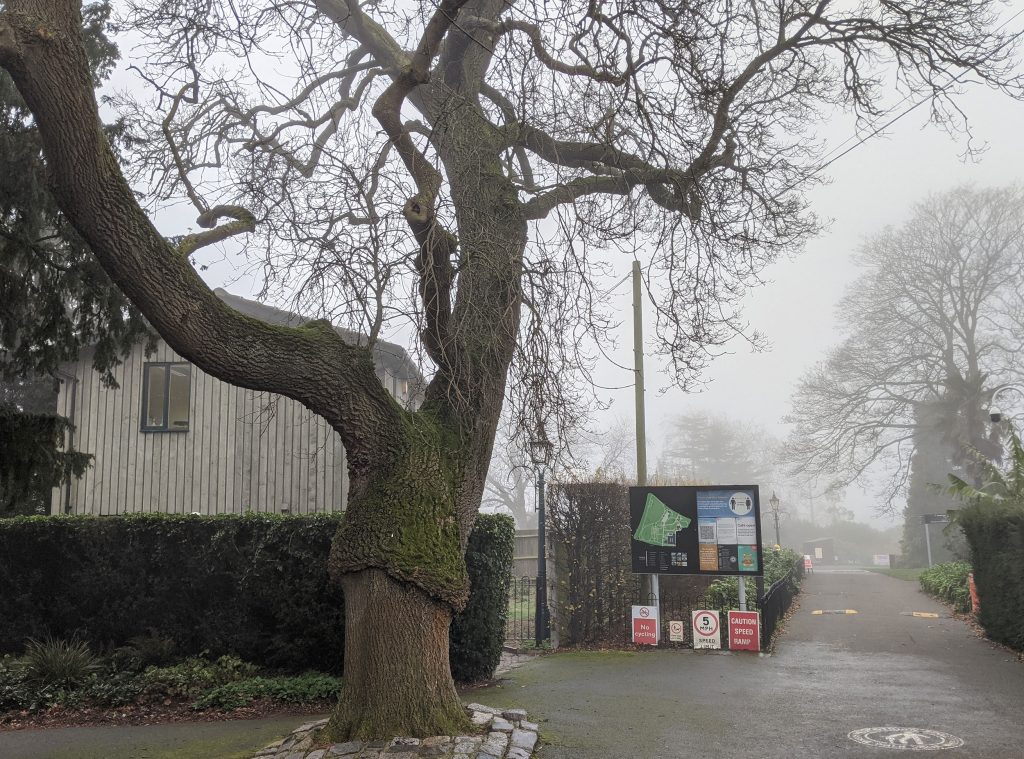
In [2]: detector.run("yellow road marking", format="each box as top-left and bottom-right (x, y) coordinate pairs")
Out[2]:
(811, 609), (858, 615)
(912, 612), (939, 618)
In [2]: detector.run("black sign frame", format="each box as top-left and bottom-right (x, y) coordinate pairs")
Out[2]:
(629, 485), (764, 577)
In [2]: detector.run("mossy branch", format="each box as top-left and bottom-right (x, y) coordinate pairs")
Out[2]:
(177, 205), (257, 257)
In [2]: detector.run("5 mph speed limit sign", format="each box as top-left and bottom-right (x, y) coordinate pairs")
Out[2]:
(691, 609), (722, 649)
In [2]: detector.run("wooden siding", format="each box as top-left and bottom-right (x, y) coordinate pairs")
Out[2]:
(51, 342), (349, 515)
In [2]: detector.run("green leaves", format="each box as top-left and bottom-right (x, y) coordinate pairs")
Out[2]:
(946, 429), (1024, 508)
(0, 402), (92, 515)
(919, 562), (973, 613)
(0, 1), (153, 384)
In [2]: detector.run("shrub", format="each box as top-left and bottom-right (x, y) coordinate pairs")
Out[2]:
(450, 514), (515, 681)
(704, 548), (803, 609)
(19, 636), (102, 689)
(0, 512), (514, 680)
(943, 432), (1024, 650)
(956, 502), (1024, 649)
(0, 513), (345, 673)
(192, 674), (342, 710)
(919, 562), (972, 613)
(140, 655), (259, 700)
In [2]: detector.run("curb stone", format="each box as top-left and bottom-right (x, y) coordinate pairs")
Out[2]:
(253, 706), (539, 759)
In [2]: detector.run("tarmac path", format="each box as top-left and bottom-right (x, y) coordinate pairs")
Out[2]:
(472, 568), (1024, 758)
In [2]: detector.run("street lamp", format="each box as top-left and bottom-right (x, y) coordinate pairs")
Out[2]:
(529, 427), (553, 648)
(769, 491), (782, 548)
(989, 384), (1024, 427)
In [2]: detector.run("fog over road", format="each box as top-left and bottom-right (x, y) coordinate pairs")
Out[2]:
(474, 569), (1024, 758)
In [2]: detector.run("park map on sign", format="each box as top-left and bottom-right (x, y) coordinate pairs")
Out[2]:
(633, 492), (692, 546)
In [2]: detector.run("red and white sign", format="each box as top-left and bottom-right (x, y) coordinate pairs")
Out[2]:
(727, 610), (761, 652)
(632, 605), (659, 645)
(691, 609), (721, 649)
(803, 555), (813, 570)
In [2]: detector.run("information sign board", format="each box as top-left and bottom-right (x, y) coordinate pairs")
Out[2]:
(922, 513), (951, 525)
(630, 486), (763, 577)
(727, 610), (761, 652)
(692, 609), (721, 649)
(632, 605), (659, 645)
(872, 554), (891, 567)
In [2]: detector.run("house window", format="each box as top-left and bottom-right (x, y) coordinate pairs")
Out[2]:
(141, 363), (191, 432)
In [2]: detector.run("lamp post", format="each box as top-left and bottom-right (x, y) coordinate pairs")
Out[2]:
(989, 384), (1024, 432)
(529, 429), (553, 647)
(769, 491), (782, 548)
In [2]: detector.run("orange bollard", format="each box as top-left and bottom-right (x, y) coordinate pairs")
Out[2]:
(968, 572), (980, 614)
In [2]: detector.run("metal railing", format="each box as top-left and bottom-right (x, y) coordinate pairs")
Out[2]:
(758, 563), (805, 649)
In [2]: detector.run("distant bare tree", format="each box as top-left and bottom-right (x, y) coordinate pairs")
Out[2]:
(785, 187), (1024, 515)
(482, 415), (634, 528)
(2, 0), (1022, 740)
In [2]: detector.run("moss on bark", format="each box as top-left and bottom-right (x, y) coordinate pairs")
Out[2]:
(329, 411), (470, 610)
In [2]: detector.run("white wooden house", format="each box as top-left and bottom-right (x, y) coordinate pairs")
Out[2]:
(51, 289), (422, 516)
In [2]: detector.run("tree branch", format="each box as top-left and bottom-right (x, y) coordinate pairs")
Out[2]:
(313, 0), (408, 71)
(177, 205), (256, 256)
(0, 0), (402, 472)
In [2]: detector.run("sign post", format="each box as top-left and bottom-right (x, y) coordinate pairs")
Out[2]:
(632, 605), (659, 645)
(921, 514), (951, 568)
(727, 610), (761, 652)
(691, 609), (721, 649)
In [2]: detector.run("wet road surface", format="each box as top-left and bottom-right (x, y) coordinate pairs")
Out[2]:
(473, 568), (1024, 758)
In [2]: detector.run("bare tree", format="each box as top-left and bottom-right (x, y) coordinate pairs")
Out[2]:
(784, 186), (1024, 516)
(2, 0), (1021, 740)
(482, 415), (634, 528)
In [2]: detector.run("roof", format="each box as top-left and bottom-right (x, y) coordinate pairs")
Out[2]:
(214, 289), (422, 382)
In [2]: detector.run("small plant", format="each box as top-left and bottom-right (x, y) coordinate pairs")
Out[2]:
(140, 654), (259, 699)
(919, 562), (973, 613)
(19, 636), (102, 689)
(192, 674), (342, 710)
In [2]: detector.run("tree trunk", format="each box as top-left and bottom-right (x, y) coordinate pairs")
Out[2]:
(326, 568), (470, 741)
(324, 414), (480, 741)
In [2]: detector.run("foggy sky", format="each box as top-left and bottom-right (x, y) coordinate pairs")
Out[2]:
(601, 57), (1024, 527)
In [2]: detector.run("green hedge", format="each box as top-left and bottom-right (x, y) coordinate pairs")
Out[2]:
(0, 512), (514, 680)
(449, 513), (514, 682)
(918, 562), (972, 613)
(958, 503), (1024, 651)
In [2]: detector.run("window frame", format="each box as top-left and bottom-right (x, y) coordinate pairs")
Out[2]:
(140, 362), (191, 433)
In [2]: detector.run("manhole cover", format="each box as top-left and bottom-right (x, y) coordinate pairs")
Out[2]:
(848, 727), (964, 751)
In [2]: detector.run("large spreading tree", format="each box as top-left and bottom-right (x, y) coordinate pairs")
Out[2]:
(784, 187), (1024, 560)
(1, 0), (1021, 740)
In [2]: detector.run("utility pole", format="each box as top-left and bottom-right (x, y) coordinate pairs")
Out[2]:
(633, 261), (657, 606)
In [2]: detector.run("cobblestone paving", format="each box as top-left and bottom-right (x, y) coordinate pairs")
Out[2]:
(253, 704), (538, 759)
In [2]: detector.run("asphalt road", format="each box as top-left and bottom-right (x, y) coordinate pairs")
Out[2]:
(473, 568), (1024, 758)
